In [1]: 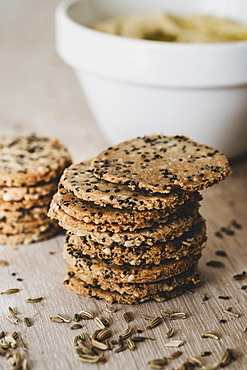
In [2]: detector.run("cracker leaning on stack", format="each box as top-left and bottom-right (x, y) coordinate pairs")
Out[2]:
(49, 135), (231, 304)
(0, 134), (72, 245)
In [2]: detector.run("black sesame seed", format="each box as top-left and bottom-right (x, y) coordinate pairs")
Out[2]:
(215, 250), (227, 257)
(219, 319), (227, 324)
(218, 296), (230, 300)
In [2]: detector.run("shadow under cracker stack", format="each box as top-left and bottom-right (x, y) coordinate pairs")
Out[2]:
(49, 134), (231, 304)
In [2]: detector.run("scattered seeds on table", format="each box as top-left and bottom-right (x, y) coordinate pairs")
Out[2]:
(95, 328), (112, 342)
(24, 317), (33, 328)
(170, 312), (187, 320)
(132, 336), (155, 342)
(7, 316), (19, 324)
(25, 297), (43, 303)
(148, 358), (168, 369)
(94, 317), (109, 329)
(164, 340), (184, 348)
(166, 328), (175, 338)
(8, 307), (18, 316)
(123, 312), (133, 322)
(1, 288), (20, 295)
(220, 348), (233, 366)
(233, 272), (246, 281)
(56, 313), (72, 323)
(187, 356), (203, 367)
(0, 260), (9, 266)
(168, 351), (183, 360)
(0, 332), (5, 340)
(201, 332), (220, 340)
(105, 304), (118, 313)
(126, 338), (136, 351)
(206, 261), (225, 268)
(218, 296), (230, 300)
(78, 310), (95, 319)
(49, 317), (64, 323)
(71, 324), (83, 330)
(222, 308), (241, 318)
(91, 338), (108, 350)
(147, 317), (163, 329)
(215, 251), (227, 257)
(120, 324), (132, 339)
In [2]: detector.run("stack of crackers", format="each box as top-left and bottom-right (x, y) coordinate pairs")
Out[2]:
(0, 134), (72, 245)
(49, 135), (231, 304)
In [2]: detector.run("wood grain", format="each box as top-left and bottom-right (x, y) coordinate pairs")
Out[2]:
(0, 1), (246, 369)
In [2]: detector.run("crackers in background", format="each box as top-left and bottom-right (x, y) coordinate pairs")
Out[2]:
(0, 134), (72, 245)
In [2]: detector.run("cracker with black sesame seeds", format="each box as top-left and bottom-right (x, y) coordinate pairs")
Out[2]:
(66, 263), (200, 296)
(0, 194), (54, 212)
(0, 217), (59, 235)
(63, 243), (201, 284)
(0, 205), (51, 224)
(59, 160), (200, 210)
(91, 135), (231, 193)
(49, 200), (201, 244)
(64, 264), (201, 304)
(0, 134), (72, 187)
(0, 179), (59, 202)
(50, 190), (200, 231)
(0, 220), (61, 245)
(66, 218), (206, 266)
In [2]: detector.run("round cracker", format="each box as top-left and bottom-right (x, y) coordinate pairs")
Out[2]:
(92, 135), (231, 193)
(65, 218), (207, 266)
(64, 265), (201, 304)
(0, 134), (72, 186)
(59, 160), (200, 210)
(63, 247), (201, 284)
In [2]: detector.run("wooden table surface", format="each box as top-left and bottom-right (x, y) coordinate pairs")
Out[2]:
(0, 1), (246, 369)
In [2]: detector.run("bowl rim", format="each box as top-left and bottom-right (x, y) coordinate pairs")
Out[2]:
(61, 0), (247, 48)
(56, 0), (247, 87)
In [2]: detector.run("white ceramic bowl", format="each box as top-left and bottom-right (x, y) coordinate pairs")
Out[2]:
(56, 0), (247, 158)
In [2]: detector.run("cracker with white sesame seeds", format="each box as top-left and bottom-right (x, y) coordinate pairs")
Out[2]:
(0, 194), (54, 212)
(64, 264), (201, 304)
(0, 179), (58, 202)
(63, 245), (201, 285)
(0, 217), (58, 235)
(65, 218), (206, 266)
(0, 134), (72, 187)
(0, 205), (51, 224)
(91, 135), (231, 194)
(0, 220), (60, 245)
(49, 200), (200, 242)
(50, 190), (201, 230)
(58, 160), (199, 211)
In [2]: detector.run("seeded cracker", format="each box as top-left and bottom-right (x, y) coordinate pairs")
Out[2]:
(50, 191), (200, 232)
(0, 134), (72, 245)
(59, 160), (197, 210)
(48, 134), (231, 304)
(51, 192), (200, 230)
(0, 180), (58, 201)
(49, 201), (200, 246)
(63, 246), (200, 284)
(67, 263), (200, 294)
(65, 218), (206, 266)
(91, 135), (231, 193)
(65, 266), (201, 304)
(0, 134), (72, 187)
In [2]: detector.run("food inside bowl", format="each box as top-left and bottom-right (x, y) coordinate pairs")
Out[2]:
(93, 13), (247, 43)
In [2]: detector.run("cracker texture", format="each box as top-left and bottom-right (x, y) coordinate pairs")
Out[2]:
(92, 135), (231, 193)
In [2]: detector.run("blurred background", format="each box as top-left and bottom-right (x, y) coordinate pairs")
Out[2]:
(0, 0), (107, 162)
